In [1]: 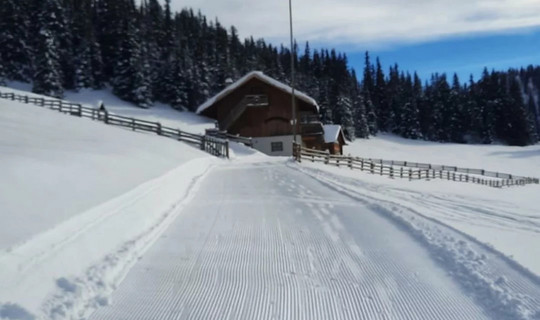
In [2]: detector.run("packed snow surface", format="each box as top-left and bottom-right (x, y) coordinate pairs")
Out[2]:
(0, 95), (217, 319)
(1, 84), (539, 319)
(91, 161), (540, 320)
(345, 133), (540, 177)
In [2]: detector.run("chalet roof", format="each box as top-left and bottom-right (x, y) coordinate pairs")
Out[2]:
(323, 125), (347, 144)
(196, 71), (319, 114)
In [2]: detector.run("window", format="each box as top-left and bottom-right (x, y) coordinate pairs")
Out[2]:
(271, 142), (283, 152)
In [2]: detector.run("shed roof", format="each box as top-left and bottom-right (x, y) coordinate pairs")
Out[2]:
(196, 71), (319, 114)
(323, 125), (347, 144)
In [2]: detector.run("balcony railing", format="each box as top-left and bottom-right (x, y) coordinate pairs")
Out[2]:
(299, 114), (321, 124)
(245, 94), (269, 107)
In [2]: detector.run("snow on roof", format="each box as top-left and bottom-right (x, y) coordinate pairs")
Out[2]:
(196, 71), (319, 114)
(324, 125), (346, 144)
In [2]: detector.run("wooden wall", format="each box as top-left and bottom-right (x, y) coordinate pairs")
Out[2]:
(203, 78), (318, 138)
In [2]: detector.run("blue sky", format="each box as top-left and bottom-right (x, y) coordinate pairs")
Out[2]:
(347, 28), (540, 83)
(168, 0), (540, 82)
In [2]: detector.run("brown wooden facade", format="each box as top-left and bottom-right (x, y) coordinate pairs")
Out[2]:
(197, 72), (345, 155)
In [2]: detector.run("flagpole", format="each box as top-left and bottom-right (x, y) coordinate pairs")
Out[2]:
(289, 0), (297, 146)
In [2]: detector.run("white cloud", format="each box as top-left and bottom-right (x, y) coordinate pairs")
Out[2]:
(168, 0), (540, 49)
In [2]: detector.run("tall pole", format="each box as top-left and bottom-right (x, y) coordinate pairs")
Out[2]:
(289, 0), (297, 145)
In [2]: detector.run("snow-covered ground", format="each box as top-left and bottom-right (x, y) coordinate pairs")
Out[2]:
(344, 133), (540, 177)
(1, 84), (539, 319)
(0, 95), (219, 319)
(303, 134), (540, 277)
(3, 82), (215, 134)
(90, 161), (540, 320)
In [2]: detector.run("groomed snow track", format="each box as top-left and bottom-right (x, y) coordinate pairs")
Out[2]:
(90, 161), (540, 320)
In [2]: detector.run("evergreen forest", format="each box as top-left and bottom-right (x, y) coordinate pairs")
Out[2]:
(1, 0), (539, 146)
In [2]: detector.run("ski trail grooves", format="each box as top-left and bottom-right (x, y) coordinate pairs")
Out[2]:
(90, 162), (491, 320)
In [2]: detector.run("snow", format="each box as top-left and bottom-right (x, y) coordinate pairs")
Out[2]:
(89, 162), (493, 319)
(63, 88), (216, 135)
(2, 83), (216, 135)
(196, 71), (319, 114)
(0, 95), (218, 319)
(323, 124), (344, 143)
(301, 134), (540, 277)
(2, 84), (540, 319)
(344, 133), (540, 177)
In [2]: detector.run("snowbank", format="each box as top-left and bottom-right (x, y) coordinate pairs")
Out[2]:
(293, 162), (540, 319)
(0, 98), (209, 249)
(345, 133), (540, 177)
(1, 83), (216, 135)
(0, 96), (218, 319)
(294, 160), (540, 277)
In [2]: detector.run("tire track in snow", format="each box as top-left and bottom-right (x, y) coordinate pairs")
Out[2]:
(294, 163), (540, 320)
(90, 162), (493, 320)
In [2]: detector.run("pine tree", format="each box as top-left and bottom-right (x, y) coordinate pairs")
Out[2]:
(399, 74), (421, 139)
(32, 28), (63, 98)
(502, 76), (537, 145)
(528, 92), (540, 138)
(0, 0), (32, 81)
(447, 74), (465, 142)
(363, 52), (377, 134)
(112, 12), (152, 108)
(335, 95), (355, 140)
(374, 58), (388, 131)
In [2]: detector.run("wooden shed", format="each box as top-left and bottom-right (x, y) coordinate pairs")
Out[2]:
(196, 71), (324, 156)
(323, 125), (347, 155)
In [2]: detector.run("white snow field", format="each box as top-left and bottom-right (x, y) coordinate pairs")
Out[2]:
(1, 84), (540, 319)
(90, 161), (540, 320)
(0, 96), (218, 319)
(344, 132), (540, 177)
(3, 82), (216, 134)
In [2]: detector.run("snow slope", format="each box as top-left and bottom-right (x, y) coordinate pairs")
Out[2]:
(90, 161), (540, 320)
(2, 82), (216, 135)
(0, 96), (218, 319)
(298, 145), (540, 277)
(344, 133), (540, 177)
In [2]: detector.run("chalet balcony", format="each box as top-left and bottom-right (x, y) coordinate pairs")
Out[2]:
(299, 114), (321, 124)
(301, 121), (324, 136)
(245, 94), (269, 107)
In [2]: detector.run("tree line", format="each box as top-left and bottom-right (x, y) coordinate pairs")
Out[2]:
(0, 0), (538, 146)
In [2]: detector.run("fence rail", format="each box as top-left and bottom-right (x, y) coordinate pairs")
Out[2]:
(205, 129), (253, 147)
(0, 91), (229, 158)
(293, 144), (539, 188)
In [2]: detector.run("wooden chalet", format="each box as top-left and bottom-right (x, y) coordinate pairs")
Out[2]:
(197, 71), (346, 156)
(323, 125), (348, 155)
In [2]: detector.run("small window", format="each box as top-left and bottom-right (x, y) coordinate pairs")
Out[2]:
(271, 142), (283, 152)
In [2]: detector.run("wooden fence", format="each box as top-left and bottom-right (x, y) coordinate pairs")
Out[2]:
(205, 128), (253, 147)
(0, 91), (229, 158)
(293, 144), (539, 188)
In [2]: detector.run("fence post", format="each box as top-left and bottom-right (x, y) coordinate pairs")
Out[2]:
(156, 122), (162, 135)
(104, 111), (109, 124)
(225, 140), (230, 159)
(348, 155), (352, 169)
(132, 119), (136, 131)
(400, 167), (403, 179)
(325, 152), (330, 165)
(200, 136), (206, 151)
(24, 96), (28, 103)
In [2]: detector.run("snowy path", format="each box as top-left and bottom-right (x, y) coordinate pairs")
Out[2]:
(85, 161), (538, 320)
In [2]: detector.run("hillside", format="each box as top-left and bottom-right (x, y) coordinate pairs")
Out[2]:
(0, 92), (218, 319)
